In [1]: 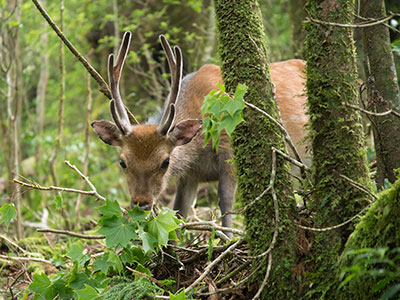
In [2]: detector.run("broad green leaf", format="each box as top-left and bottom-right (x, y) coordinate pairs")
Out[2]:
(75, 284), (99, 300)
(98, 199), (122, 216)
(67, 242), (90, 266)
(156, 209), (180, 232)
(93, 254), (114, 275)
(169, 290), (194, 300)
(29, 273), (57, 300)
(140, 232), (158, 253)
(0, 203), (17, 230)
(220, 112), (245, 136)
(108, 251), (123, 274)
(127, 205), (150, 222)
(97, 215), (138, 247)
(224, 94), (245, 117)
(233, 83), (248, 103)
(54, 195), (63, 210)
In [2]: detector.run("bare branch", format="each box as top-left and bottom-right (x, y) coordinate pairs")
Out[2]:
(344, 102), (400, 119)
(0, 254), (53, 265)
(37, 228), (105, 239)
(184, 238), (244, 294)
(251, 253), (272, 300)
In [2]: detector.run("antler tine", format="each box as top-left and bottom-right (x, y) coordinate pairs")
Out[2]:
(158, 38), (183, 135)
(108, 31), (132, 135)
(159, 35), (176, 77)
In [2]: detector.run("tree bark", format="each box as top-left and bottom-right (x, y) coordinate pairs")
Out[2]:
(214, 1), (299, 298)
(304, 0), (371, 297)
(361, 0), (400, 187)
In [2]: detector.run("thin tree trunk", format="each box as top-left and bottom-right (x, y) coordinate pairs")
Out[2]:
(361, 0), (400, 187)
(304, 0), (372, 297)
(35, 0), (49, 167)
(288, 0), (307, 58)
(214, 1), (299, 298)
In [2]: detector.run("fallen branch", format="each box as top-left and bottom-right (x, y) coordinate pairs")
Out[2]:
(251, 253), (272, 300)
(181, 221), (244, 236)
(0, 254), (53, 265)
(37, 228), (105, 239)
(184, 238), (244, 294)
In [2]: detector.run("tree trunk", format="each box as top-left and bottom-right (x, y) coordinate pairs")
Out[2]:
(361, 0), (400, 187)
(288, 0), (307, 58)
(214, 1), (299, 298)
(304, 0), (371, 297)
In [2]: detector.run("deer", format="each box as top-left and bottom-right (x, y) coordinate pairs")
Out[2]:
(91, 31), (309, 237)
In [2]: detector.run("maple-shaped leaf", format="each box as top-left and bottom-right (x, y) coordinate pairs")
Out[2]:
(98, 199), (122, 216)
(97, 215), (138, 248)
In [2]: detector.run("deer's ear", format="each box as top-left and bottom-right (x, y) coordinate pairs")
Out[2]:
(168, 119), (202, 146)
(91, 120), (122, 147)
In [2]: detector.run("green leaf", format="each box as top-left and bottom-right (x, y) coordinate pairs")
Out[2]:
(98, 199), (122, 216)
(93, 254), (114, 275)
(54, 195), (63, 210)
(108, 251), (123, 274)
(0, 204), (17, 230)
(67, 242), (90, 266)
(381, 284), (400, 300)
(233, 83), (248, 103)
(75, 284), (99, 300)
(220, 112), (245, 136)
(225, 93), (245, 117)
(127, 205), (150, 222)
(97, 215), (138, 247)
(148, 209), (179, 247)
(169, 290), (192, 300)
(29, 273), (57, 299)
(140, 232), (158, 253)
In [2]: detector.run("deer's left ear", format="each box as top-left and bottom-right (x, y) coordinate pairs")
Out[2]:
(168, 119), (202, 146)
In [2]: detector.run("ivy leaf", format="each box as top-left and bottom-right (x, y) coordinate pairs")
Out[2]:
(140, 231), (158, 253)
(29, 273), (57, 300)
(0, 203), (17, 230)
(93, 254), (114, 275)
(127, 206), (150, 222)
(98, 199), (122, 216)
(234, 83), (248, 103)
(97, 215), (138, 247)
(148, 209), (179, 246)
(220, 112), (245, 136)
(225, 94), (246, 118)
(67, 242), (90, 266)
(75, 284), (100, 300)
(169, 290), (191, 300)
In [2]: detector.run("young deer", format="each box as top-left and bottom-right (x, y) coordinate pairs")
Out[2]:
(92, 32), (309, 235)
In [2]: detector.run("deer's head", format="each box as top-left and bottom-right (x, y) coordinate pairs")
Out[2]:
(92, 32), (201, 210)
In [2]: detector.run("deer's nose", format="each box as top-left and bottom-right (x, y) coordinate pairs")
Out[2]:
(131, 201), (151, 211)
(138, 203), (151, 211)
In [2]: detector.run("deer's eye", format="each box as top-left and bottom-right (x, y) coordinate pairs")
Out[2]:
(161, 158), (170, 170)
(119, 158), (127, 169)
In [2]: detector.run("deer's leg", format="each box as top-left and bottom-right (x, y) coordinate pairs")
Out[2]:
(218, 157), (236, 238)
(173, 176), (198, 219)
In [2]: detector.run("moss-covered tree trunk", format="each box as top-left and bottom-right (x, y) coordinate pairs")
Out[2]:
(214, 1), (300, 298)
(361, 0), (400, 187)
(304, 0), (371, 297)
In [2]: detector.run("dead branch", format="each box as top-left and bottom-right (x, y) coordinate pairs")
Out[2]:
(251, 253), (272, 300)
(37, 228), (105, 239)
(184, 238), (244, 294)
(344, 102), (400, 119)
(0, 254), (53, 265)
(181, 221), (244, 236)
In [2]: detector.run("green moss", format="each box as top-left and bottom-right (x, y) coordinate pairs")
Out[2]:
(215, 0), (299, 298)
(304, 0), (372, 298)
(338, 175), (400, 299)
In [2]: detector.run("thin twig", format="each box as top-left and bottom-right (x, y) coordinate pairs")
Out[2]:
(296, 201), (373, 232)
(244, 100), (305, 169)
(337, 173), (378, 201)
(37, 228), (105, 239)
(30, 0), (110, 98)
(0, 234), (27, 254)
(184, 238), (244, 294)
(241, 149), (280, 260)
(251, 253), (272, 300)
(13, 178), (105, 201)
(0, 254), (53, 265)
(125, 266), (166, 288)
(344, 103), (400, 119)
(181, 221), (244, 235)
(305, 13), (398, 28)
(64, 161), (105, 201)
